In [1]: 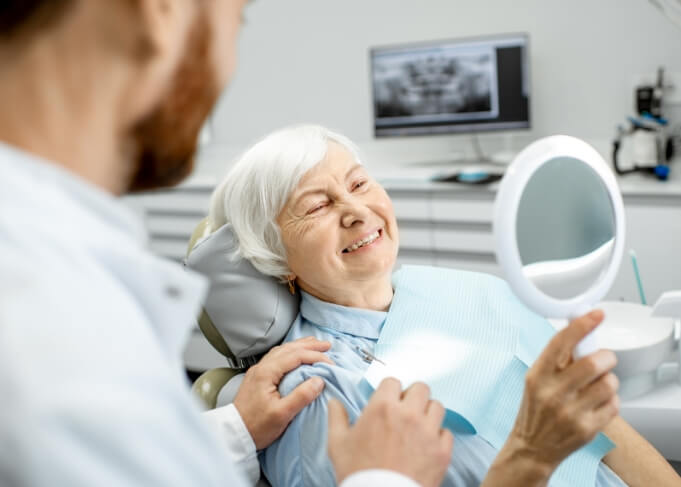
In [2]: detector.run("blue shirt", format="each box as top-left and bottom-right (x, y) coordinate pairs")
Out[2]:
(260, 291), (627, 487)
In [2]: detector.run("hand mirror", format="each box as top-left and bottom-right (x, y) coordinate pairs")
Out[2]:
(493, 135), (626, 357)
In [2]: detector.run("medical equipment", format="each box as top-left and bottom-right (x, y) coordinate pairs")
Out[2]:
(493, 135), (626, 358)
(370, 33), (529, 168)
(637, 67), (665, 119)
(370, 33), (530, 138)
(650, 289), (681, 387)
(612, 67), (675, 180)
(613, 116), (673, 180)
(596, 300), (679, 399)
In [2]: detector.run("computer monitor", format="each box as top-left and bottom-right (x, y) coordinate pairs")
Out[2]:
(371, 33), (530, 137)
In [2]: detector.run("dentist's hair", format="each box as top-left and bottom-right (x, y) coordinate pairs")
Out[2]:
(208, 124), (362, 280)
(0, 0), (75, 41)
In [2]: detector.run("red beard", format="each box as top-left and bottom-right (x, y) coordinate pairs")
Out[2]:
(126, 12), (220, 193)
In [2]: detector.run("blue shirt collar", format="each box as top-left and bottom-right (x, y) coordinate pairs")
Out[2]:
(300, 291), (387, 339)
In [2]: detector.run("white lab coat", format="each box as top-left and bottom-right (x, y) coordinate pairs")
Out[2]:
(0, 143), (417, 487)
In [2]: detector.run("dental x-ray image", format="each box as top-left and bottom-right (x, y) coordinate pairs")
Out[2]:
(373, 44), (500, 125)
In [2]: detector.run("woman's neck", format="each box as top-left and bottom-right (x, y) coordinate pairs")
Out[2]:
(298, 276), (393, 311)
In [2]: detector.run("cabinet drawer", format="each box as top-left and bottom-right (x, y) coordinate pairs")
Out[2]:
(146, 214), (204, 238)
(397, 224), (431, 251)
(135, 190), (212, 215)
(396, 249), (434, 267)
(432, 226), (494, 253)
(431, 198), (494, 224)
(390, 196), (430, 220)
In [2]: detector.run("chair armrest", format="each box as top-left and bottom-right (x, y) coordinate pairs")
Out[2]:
(192, 367), (244, 409)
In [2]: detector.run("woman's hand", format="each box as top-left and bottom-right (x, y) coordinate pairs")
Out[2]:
(483, 310), (620, 486)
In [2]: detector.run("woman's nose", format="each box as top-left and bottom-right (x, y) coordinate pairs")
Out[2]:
(340, 200), (370, 228)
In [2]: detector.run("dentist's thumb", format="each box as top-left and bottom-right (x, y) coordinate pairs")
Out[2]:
(328, 398), (351, 444)
(280, 377), (326, 422)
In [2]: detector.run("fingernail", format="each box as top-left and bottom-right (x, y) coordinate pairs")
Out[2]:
(596, 351), (617, 370)
(589, 310), (603, 321)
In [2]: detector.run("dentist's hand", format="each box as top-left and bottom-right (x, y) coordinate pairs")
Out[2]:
(328, 378), (454, 487)
(484, 310), (620, 486)
(233, 337), (333, 450)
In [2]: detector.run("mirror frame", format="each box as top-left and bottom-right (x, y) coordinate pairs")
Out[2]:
(493, 135), (626, 319)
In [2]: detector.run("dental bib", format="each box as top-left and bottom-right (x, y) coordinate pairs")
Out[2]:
(362, 265), (614, 487)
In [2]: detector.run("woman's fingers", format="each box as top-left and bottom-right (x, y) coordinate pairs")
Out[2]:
(536, 311), (605, 375)
(592, 395), (620, 428)
(573, 395), (620, 445)
(575, 371), (619, 410)
(561, 350), (618, 392)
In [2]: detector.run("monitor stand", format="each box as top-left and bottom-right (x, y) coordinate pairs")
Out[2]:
(430, 134), (506, 184)
(469, 133), (493, 164)
(434, 133), (495, 166)
(447, 133), (517, 166)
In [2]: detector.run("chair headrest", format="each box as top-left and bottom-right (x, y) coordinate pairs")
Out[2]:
(185, 223), (300, 363)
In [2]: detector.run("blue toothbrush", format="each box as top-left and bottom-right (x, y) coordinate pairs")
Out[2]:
(629, 249), (647, 305)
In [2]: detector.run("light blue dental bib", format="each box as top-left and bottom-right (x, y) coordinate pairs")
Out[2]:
(362, 265), (614, 487)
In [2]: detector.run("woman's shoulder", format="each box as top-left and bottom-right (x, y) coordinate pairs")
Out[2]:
(278, 361), (336, 397)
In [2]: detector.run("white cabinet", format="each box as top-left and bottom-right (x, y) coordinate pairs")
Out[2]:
(389, 186), (500, 275)
(385, 180), (681, 305)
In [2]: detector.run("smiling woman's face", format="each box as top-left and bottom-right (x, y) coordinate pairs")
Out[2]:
(277, 143), (399, 307)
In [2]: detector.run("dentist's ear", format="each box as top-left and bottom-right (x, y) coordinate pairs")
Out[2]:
(134, 0), (195, 59)
(115, 0), (197, 125)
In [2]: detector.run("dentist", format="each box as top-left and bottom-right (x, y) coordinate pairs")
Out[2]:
(0, 1), (450, 486)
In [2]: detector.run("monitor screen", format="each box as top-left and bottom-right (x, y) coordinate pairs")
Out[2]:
(371, 33), (530, 137)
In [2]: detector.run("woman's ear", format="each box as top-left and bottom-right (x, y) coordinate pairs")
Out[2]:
(286, 273), (297, 295)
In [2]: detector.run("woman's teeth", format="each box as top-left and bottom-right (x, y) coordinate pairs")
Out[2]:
(344, 230), (380, 253)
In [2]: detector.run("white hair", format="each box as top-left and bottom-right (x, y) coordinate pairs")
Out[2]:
(208, 124), (362, 280)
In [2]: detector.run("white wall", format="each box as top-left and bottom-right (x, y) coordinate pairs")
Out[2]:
(197, 0), (681, 174)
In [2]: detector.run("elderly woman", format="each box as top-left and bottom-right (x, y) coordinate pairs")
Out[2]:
(208, 125), (678, 487)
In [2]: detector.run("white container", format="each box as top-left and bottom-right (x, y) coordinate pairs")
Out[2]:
(598, 301), (679, 399)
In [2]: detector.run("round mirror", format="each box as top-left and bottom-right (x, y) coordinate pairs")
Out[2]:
(494, 136), (625, 357)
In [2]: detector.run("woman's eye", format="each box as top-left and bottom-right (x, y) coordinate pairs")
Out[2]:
(352, 180), (367, 191)
(307, 203), (327, 214)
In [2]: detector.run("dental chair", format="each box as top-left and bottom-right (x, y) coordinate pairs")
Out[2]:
(185, 219), (300, 409)
(186, 220), (299, 487)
